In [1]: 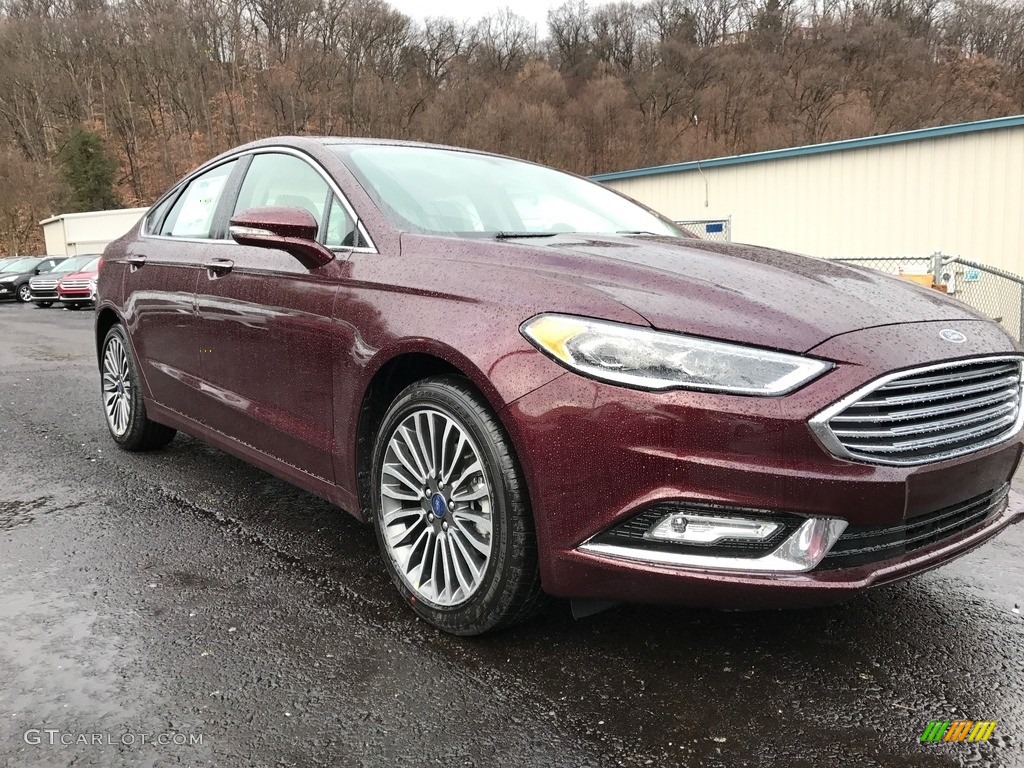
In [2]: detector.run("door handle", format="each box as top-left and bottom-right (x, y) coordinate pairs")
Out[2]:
(126, 255), (146, 268)
(204, 258), (234, 275)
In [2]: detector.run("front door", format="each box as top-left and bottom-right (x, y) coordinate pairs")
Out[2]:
(193, 151), (357, 484)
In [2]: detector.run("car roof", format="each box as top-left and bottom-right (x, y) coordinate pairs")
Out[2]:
(199, 136), (512, 173)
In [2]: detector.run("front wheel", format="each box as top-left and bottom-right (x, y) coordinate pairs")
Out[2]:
(100, 325), (177, 451)
(16, 284), (31, 302)
(35, 301), (53, 308)
(371, 376), (544, 635)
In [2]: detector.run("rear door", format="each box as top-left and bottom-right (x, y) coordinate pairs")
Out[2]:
(127, 158), (240, 411)
(193, 150), (356, 483)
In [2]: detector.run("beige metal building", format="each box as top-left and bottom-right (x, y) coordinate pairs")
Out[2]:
(40, 207), (148, 257)
(593, 115), (1024, 275)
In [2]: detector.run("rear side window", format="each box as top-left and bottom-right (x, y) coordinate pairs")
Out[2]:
(161, 160), (238, 239)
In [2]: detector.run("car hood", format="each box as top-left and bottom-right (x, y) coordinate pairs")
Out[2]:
(60, 270), (98, 281)
(435, 235), (989, 353)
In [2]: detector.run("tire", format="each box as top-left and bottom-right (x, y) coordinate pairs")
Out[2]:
(35, 301), (53, 308)
(100, 324), (176, 451)
(371, 375), (544, 635)
(16, 284), (31, 302)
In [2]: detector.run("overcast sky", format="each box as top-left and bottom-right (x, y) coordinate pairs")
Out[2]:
(386, 0), (561, 31)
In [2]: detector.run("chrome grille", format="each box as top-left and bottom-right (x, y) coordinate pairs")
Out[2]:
(59, 279), (92, 289)
(812, 357), (1024, 465)
(30, 278), (58, 290)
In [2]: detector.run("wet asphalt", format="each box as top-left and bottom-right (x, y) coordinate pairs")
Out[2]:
(0, 301), (1022, 768)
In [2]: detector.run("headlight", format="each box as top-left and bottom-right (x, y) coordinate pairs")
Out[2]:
(521, 313), (832, 395)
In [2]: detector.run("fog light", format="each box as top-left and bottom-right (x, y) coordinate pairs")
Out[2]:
(644, 513), (781, 544)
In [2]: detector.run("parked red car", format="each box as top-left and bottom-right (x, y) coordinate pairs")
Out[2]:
(56, 256), (101, 308)
(95, 138), (1024, 634)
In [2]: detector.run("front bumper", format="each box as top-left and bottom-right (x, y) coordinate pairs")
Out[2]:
(57, 288), (94, 303)
(0, 282), (17, 298)
(501, 320), (1024, 607)
(30, 289), (59, 301)
(553, 490), (1023, 608)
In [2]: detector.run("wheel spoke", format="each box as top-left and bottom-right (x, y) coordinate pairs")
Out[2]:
(426, 413), (439, 477)
(450, 516), (490, 556)
(450, 485), (488, 503)
(440, 431), (467, 485)
(413, 413), (435, 477)
(380, 485), (422, 502)
(448, 532), (477, 591)
(430, 535), (444, 602)
(382, 462), (423, 494)
(397, 425), (429, 480)
(452, 507), (491, 529)
(382, 506), (424, 525)
(449, 461), (482, 494)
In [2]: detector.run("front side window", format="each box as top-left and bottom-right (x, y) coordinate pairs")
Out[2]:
(161, 160), (238, 239)
(333, 145), (684, 239)
(233, 153), (331, 233)
(324, 196), (358, 248)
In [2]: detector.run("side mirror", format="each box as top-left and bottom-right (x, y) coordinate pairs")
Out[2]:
(229, 207), (335, 269)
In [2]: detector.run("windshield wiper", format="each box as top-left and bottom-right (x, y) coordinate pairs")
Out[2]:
(616, 230), (658, 235)
(493, 231), (560, 240)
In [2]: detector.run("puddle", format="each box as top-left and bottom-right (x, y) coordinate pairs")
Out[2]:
(0, 496), (83, 530)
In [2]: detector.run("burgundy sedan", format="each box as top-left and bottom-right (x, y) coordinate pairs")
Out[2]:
(95, 137), (1024, 634)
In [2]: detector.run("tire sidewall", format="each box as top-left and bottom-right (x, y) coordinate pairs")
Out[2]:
(16, 283), (31, 302)
(371, 381), (522, 635)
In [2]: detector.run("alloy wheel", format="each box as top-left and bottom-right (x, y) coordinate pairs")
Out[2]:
(379, 408), (494, 608)
(102, 335), (132, 436)
(17, 284), (31, 302)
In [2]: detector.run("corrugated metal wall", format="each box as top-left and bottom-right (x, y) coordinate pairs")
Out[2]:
(603, 127), (1024, 275)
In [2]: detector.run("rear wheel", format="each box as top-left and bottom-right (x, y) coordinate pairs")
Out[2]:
(100, 324), (176, 451)
(371, 376), (544, 635)
(16, 284), (31, 302)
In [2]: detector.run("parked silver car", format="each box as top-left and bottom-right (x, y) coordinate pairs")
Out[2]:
(29, 255), (100, 308)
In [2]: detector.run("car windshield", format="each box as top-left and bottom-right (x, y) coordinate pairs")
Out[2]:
(51, 256), (93, 274)
(334, 145), (685, 239)
(82, 257), (100, 271)
(1, 258), (41, 273)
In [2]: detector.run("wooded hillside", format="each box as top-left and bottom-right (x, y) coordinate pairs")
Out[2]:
(1, 0), (1022, 253)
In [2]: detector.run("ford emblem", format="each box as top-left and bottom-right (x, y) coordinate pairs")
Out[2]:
(939, 329), (967, 343)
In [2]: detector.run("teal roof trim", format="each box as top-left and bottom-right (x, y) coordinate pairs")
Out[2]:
(591, 114), (1024, 182)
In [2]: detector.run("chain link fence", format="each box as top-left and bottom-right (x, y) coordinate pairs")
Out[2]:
(677, 218), (731, 241)
(829, 254), (1024, 343)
